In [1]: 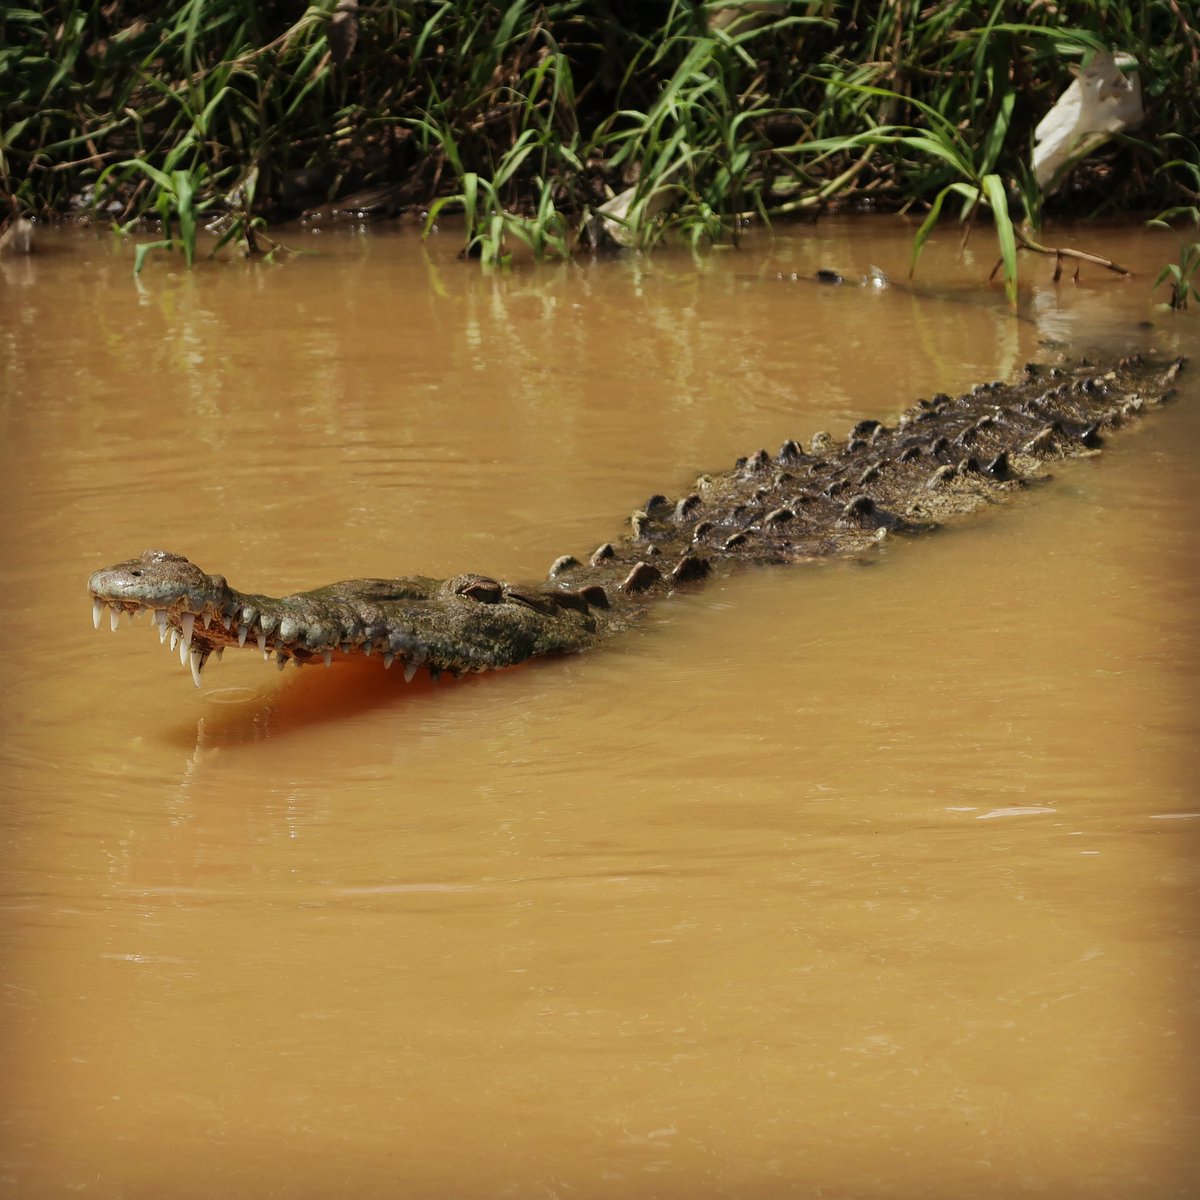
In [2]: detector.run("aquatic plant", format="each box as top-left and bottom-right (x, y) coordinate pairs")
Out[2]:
(1151, 234), (1200, 311)
(1146, 150), (1200, 310)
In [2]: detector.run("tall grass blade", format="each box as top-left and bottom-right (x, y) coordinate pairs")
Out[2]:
(983, 173), (1018, 306)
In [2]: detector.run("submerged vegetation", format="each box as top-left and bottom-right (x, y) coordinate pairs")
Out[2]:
(3, 0), (1198, 284)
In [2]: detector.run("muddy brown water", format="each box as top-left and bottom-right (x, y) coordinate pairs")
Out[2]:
(2, 218), (1198, 1199)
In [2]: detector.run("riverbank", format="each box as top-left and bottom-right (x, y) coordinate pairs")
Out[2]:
(4, 2), (1198, 257)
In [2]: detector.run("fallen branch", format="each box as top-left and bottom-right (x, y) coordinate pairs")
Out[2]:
(998, 230), (1133, 281)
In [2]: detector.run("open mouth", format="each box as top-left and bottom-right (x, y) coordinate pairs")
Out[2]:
(86, 550), (611, 688)
(88, 591), (438, 687)
(86, 552), (453, 688)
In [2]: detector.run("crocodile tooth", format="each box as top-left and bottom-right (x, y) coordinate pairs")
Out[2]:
(92, 600), (103, 630)
(125, 609), (135, 626)
(256, 629), (267, 654)
(154, 609), (168, 628)
(109, 607), (121, 632)
(159, 622), (169, 645)
(403, 660), (418, 683)
(362, 640), (373, 657)
(201, 611), (212, 629)
(237, 624), (250, 647)
(340, 642), (352, 654)
(276, 652), (287, 670)
(322, 650), (332, 667)
(222, 613), (232, 631)
(181, 612), (195, 650)
(179, 638), (188, 666)
(383, 653), (395, 669)
(189, 650), (203, 688)
(169, 629), (180, 652)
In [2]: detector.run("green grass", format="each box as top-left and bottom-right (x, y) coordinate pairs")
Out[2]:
(1148, 158), (1200, 308)
(3, 1), (1198, 290)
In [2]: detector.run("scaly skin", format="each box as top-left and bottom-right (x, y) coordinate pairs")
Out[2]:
(88, 354), (1185, 687)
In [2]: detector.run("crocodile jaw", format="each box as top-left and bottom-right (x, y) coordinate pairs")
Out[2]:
(88, 550), (232, 687)
(87, 550), (443, 688)
(87, 549), (612, 688)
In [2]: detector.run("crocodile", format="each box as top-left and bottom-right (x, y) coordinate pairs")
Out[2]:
(87, 353), (1186, 688)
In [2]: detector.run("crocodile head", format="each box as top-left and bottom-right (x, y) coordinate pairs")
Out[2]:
(87, 548), (623, 687)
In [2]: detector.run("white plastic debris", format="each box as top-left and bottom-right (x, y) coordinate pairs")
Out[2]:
(0, 218), (35, 256)
(1033, 49), (1144, 192)
(592, 165), (684, 249)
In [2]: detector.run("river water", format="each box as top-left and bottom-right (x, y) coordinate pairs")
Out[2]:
(1, 217), (1198, 1199)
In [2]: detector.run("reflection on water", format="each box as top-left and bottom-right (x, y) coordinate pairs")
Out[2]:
(1, 221), (1198, 1199)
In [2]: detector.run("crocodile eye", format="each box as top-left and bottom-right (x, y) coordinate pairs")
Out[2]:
(454, 577), (503, 604)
